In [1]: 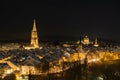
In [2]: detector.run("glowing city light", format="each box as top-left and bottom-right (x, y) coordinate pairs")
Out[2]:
(6, 69), (13, 74)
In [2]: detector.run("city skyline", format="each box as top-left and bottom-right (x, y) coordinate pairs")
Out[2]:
(0, 0), (120, 42)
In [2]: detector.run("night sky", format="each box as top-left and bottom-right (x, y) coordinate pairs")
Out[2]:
(0, 0), (120, 42)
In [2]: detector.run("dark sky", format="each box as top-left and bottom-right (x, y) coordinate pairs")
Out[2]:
(0, 0), (120, 42)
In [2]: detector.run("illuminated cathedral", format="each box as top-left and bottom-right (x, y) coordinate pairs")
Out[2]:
(25, 19), (39, 49)
(31, 19), (39, 48)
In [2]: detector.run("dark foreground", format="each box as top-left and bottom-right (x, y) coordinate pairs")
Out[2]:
(1, 60), (120, 80)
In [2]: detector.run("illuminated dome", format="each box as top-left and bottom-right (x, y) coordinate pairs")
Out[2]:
(83, 35), (90, 45)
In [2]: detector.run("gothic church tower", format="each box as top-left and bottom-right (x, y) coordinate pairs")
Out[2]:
(31, 19), (39, 48)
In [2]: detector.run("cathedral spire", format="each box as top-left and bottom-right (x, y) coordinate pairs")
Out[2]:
(31, 19), (39, 48)
(32, 19), (37, 31)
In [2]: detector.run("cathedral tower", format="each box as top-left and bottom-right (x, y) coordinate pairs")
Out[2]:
(31, 19), (39, 48)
